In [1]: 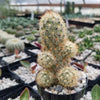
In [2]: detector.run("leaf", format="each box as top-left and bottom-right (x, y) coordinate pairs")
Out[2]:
(0, 69), (2, 77)
(91, 84), (100, 100)
(20, 88), (30, 100)
(20, 61), (30, 69)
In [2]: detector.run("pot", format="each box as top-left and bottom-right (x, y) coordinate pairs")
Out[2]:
(37, 79), (88, 100)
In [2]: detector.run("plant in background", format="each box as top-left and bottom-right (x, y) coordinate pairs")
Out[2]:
(72, 2), (75, 14)
(27, 24), (33, 29)
(78, 43), (85, 54)
(91, 84), (100, 100)
(32, 30), (38, 34)
(0, 32), (15, 44)
(83, 37), (93, 49)
(78, 31), (85, 38)
(93, 50), (100, 61)
(6, 28), (13, 34)
(15, 31), (25, 37)
(68, 35), (76, 42)
(83, 27), (93, 35)
(17, 25), (23, 31)
(26, 34), (35, 42)
(36, 11), (79, 88)
(94, 35), (100, 42)
(64, 2), (71, 14)
(20, 88), (30, 100)
(94, 24), (100, 32)
(20, 61), (37, 73)
(5, 38), (25, 52)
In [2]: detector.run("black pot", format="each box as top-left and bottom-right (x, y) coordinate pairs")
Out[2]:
(37, 82), (87, 100)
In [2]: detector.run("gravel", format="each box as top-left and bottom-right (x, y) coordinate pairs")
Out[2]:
(85, 65), (100, 80)
(85, 52), (100, 66)
(80, 91), (92, 100)
(13, 62), (42, 83)
(0, 78), (18, 90)
(75, 49), (92, 60)
(29, 49), (41, 55)
(8, 96), (35, 100)
(2, 52), (29, 64)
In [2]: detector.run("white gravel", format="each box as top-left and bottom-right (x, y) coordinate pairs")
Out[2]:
(0, 78), (18, 90)
(13, 62), (42, 83)
(75, 49), (92, 60)
(80, 91), (92, 100)
(2, 52), (29, 64)
(8, 96), (35, 100)
(29, 49), (41, 55)
(85, 65), (100, 80)
(85, 52), (100, 66)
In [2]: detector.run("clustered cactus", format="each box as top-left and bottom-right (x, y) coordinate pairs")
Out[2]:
(36, 11), (79, 88)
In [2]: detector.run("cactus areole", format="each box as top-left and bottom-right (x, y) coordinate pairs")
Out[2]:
(36, 10), (79, 88)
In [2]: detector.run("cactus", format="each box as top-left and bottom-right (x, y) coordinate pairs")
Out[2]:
(36, 11), (79, 88)
(26, 34), (35, 42)
(94, 24), (100, 32)
(17, 25), (23, 30)
(38, 52), (55, 69)
(15, 31), (25, 37)
(0, 32), (15, 44)
(57, 67), (79, 88)
(36, 69), (55, 87)
(5, 38), (25, 52)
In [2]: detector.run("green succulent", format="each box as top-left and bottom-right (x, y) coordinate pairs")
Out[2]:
(26, 34), (35, 42)
(68, 35), (76, 42)
(94, 24), (100, 32)
(78, 31), (85, 38)
(83, 37), (93, 49)
(93, 50), (100, 61)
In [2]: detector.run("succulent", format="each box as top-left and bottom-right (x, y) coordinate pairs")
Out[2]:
(36, 11), (79, 88)
(16, 25), (23, 30)
(38, 52), (55, 69)
(83, 37), (93, 49)
(36, 69), (55, 87)
(57, 67), (79, 88)
(15, 31), (25, 37)
(94, 24), (100, 32)
(68, 35), (76, 42)
(27, 24), (33, 29)
(78, 31), (85, 38)
(83, 27), (93, 35)
(26, 34), (35, 42)
(94, 35), (100, 42)
(0, 33), (15, 44)
(93, 50), (100, 61)
(6, 28), (13, 34)
(63, 40), (78, 58)
(5, 38), (25, 52)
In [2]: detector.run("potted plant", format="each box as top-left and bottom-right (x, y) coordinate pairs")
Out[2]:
(36, 11), (87, 100)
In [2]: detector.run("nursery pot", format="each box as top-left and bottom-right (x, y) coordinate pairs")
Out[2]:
(37, 79), (88, 100)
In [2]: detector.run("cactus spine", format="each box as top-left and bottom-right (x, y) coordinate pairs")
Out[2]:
(36, 11), (79, 88)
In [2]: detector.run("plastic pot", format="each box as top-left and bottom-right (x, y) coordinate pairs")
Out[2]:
(37, 81), (87, 100)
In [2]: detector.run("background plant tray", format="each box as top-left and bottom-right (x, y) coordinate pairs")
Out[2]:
(9, 57), (37, 85)
(68, 20), (95, 28)
(3, 84), (41, 100)
(0, 67), (24, 95)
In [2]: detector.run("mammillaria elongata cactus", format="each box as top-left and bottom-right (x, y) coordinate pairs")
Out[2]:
(36, 11), (79, 88)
